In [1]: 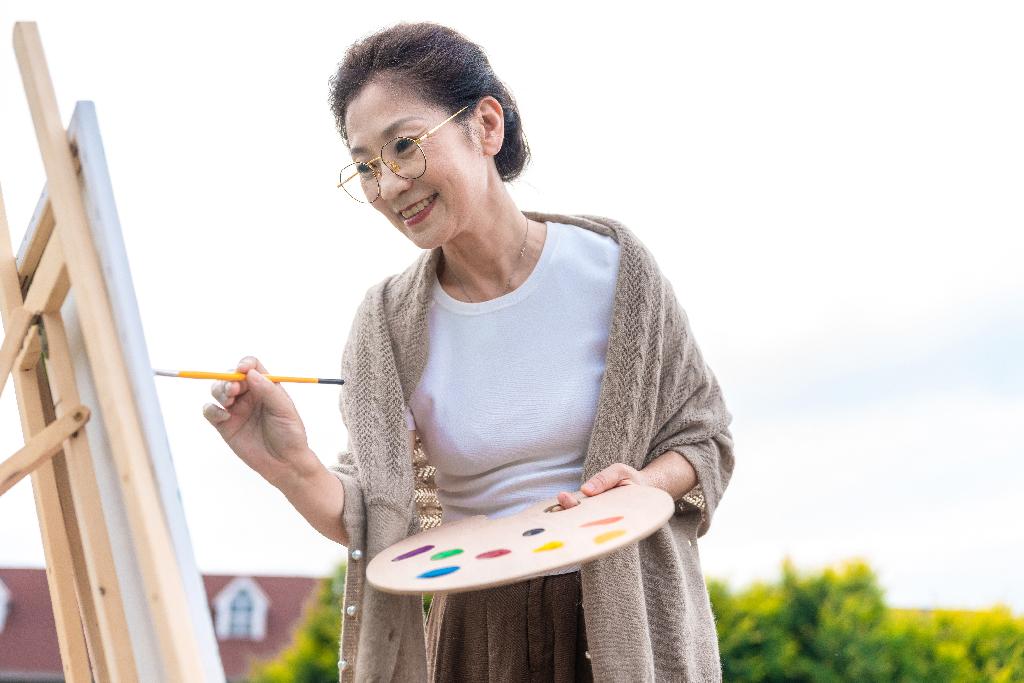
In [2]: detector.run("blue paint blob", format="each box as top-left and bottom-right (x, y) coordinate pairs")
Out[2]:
(417, 566), (461, 579)
(522, 528), (545, 536)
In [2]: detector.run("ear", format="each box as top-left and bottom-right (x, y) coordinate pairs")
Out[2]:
(473, 96), (506, 157)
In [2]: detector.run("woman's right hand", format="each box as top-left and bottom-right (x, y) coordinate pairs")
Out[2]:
(202, 356), (322, 490)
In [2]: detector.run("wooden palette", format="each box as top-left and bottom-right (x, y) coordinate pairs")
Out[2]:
(366, 484), (675, 595)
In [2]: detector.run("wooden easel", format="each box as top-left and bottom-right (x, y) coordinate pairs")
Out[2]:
(0, 22), (214, 681)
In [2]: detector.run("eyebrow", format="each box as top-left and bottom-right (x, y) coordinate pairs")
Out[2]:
(350, 116), (425, 158)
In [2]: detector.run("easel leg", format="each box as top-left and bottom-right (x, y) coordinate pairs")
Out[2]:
(27, 362), (109, 682)
(42, 310), (140, 680)
(1, 192), (94, 679)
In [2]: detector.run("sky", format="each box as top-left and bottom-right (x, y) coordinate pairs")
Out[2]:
(1, 1), (1022, 614)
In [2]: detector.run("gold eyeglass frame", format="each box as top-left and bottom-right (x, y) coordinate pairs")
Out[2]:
(338, 103), (473, 203)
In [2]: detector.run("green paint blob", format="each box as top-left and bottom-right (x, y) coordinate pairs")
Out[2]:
(431, 548), (464, 560)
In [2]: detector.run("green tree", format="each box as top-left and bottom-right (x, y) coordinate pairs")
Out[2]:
(247, 556), (1024, 681)
(247, 563), (346, 683)
(711, 557), (1024, 682)
(884, 605), (1024, 682)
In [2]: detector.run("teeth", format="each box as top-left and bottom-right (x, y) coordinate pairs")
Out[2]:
(401, 194), (436, 219)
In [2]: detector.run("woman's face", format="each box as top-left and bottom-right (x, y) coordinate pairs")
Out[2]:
(344, 78), (500, 249)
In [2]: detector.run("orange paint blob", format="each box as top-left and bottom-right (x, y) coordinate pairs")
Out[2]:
(594, 529), (627, 544)
(580, 516), (624, 528)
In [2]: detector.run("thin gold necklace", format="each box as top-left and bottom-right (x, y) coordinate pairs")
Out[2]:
(446, 214), (530, 304)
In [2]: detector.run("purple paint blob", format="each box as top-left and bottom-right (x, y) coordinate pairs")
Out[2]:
(418, 566), (461, 579)
(392, 544), (434, 562)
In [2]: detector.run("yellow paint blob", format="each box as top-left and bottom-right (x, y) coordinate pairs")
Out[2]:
(594, 529), (627, 544)
(533, 541), (564, 553)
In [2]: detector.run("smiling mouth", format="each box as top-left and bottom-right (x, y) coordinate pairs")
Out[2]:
(400, 193), (438, 220)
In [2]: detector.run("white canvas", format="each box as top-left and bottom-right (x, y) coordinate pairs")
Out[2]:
(17, 101), (225, 682)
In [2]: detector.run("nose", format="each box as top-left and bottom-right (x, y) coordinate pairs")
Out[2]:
(377, 162), (413, 205)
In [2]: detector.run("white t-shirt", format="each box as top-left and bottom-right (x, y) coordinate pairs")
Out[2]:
(405, 221), (620, 572)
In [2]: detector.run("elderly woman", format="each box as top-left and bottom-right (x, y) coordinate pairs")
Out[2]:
(203, 21), (735, 683)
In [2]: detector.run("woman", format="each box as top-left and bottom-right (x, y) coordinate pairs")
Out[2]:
(203, 21), (735, 682)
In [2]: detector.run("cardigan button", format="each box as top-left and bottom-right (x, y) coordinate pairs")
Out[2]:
(351, 549), (364, 560)
(339, 658), (349, 671)
(346, 604), (357, 617)
(584, 650), (591, 660)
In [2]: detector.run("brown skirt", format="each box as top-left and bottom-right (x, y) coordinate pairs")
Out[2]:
(425, 570), (593, 683)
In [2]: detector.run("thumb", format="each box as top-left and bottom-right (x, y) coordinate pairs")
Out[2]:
(245, 368), (292, 414)
(582, 467), (615, 496)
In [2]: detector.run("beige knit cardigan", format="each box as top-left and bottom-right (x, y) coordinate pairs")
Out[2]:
(327, 211), (735, 682)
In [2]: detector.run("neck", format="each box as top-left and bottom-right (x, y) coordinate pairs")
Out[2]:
(438, 186), (545, 301)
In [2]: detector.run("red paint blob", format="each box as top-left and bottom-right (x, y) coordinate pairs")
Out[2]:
(580, 516), (624, 528)
(476, 549), (511, 559)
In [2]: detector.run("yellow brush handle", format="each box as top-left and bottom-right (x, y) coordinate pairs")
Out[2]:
(177, 371), (319, 383)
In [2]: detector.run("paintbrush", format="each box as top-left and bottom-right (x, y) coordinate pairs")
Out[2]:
(153, 369), (344, 385)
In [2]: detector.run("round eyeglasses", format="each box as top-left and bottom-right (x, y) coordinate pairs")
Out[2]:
(338, 104), (471, 204)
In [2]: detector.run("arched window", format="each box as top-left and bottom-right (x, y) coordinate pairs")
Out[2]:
(0, 578), (9, 633)
(213, 576), (269, 640)
(227, 588), (254, 637)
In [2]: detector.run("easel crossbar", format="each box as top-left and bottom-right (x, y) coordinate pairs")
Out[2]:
(0, 224), (67, 399)
(0, 404), (90, 496)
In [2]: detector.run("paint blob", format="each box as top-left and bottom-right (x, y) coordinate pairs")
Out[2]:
(431, 548), (464, 560)
(417, 566), (460, 579)
(476, 549), (511, 559)
(580, 516), (624, 527)
(533, 541), (564, 553)
(393, 544), (434, 561)
(593, 529), (627, 544)
(522, 528), (545, 536)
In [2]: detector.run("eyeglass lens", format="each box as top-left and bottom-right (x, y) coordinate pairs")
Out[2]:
(339, 137), (427, 203)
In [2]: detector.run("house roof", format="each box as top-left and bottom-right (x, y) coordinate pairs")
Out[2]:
(0, 566), (324, 680)
(204, 572), (324, 676)
(0, 568), (62, 679)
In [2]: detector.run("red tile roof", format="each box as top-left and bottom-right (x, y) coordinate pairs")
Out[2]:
(0, 567), (62, 679)
(0, 566), (324, 680)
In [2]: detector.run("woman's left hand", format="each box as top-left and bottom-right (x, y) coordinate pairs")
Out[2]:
(556, 462), (649, 510)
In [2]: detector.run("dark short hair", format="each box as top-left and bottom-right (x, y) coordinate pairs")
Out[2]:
(328, 22), (531, 183)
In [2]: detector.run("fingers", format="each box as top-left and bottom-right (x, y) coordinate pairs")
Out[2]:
(237, 355), (268, 374)
(557, 491), (581, 510)
(211, 376), (237, 408)
(203, 402), (230, 425)
(212, 356), (268, 407)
